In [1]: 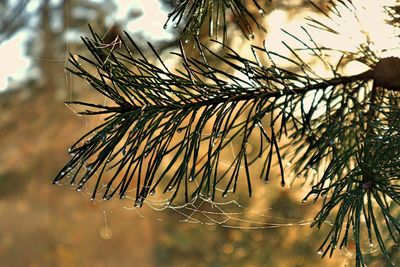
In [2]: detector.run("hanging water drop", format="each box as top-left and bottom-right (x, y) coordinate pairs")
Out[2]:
(317, 249), (324, 255)
(149, 189), (156, 196)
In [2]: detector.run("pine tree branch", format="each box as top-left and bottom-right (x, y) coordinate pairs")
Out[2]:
(165, 0), (268, 42)
(54, 20), (400, 265)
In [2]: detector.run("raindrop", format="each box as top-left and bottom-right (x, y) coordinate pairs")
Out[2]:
(302, 198), (307, 203)
(259, 9), (264, 14)
(86, 163), (93, 171)
(163, 23), (168, 29)
(222, 192), (228, 198)
(149, 189), (156, 196)
(317, 249), (324, 255)
(99, 226), (112, 240)
(280, 180), (286, 187)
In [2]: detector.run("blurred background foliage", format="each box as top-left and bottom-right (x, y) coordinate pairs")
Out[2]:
(0, 0), (394, 266)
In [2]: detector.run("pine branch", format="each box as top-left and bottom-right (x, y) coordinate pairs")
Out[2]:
(55, 4), (400, 263)
(164, 0), (268, 42)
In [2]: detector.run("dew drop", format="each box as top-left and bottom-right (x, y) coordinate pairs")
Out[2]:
(99, 226), (112, 240)
(302, 198), (307, 203)
(149, 189), (156, 196)
(163, 23), (168, 29)
(87, 163), (94, 171)
(280, 180), (286, 187)
(222, 192), (228, 198)
(317, 249), (324, 255)
(77, 188), (82, 192)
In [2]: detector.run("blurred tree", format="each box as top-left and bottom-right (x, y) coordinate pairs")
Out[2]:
(54, 1), (399, 267)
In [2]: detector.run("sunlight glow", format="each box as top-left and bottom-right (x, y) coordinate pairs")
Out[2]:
(121, 0), (173, 41)
(0, 31), (31, 91)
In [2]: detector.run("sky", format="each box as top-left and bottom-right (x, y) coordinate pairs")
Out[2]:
(0, 0), (172, 92)
(0, 0), (399, 92)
